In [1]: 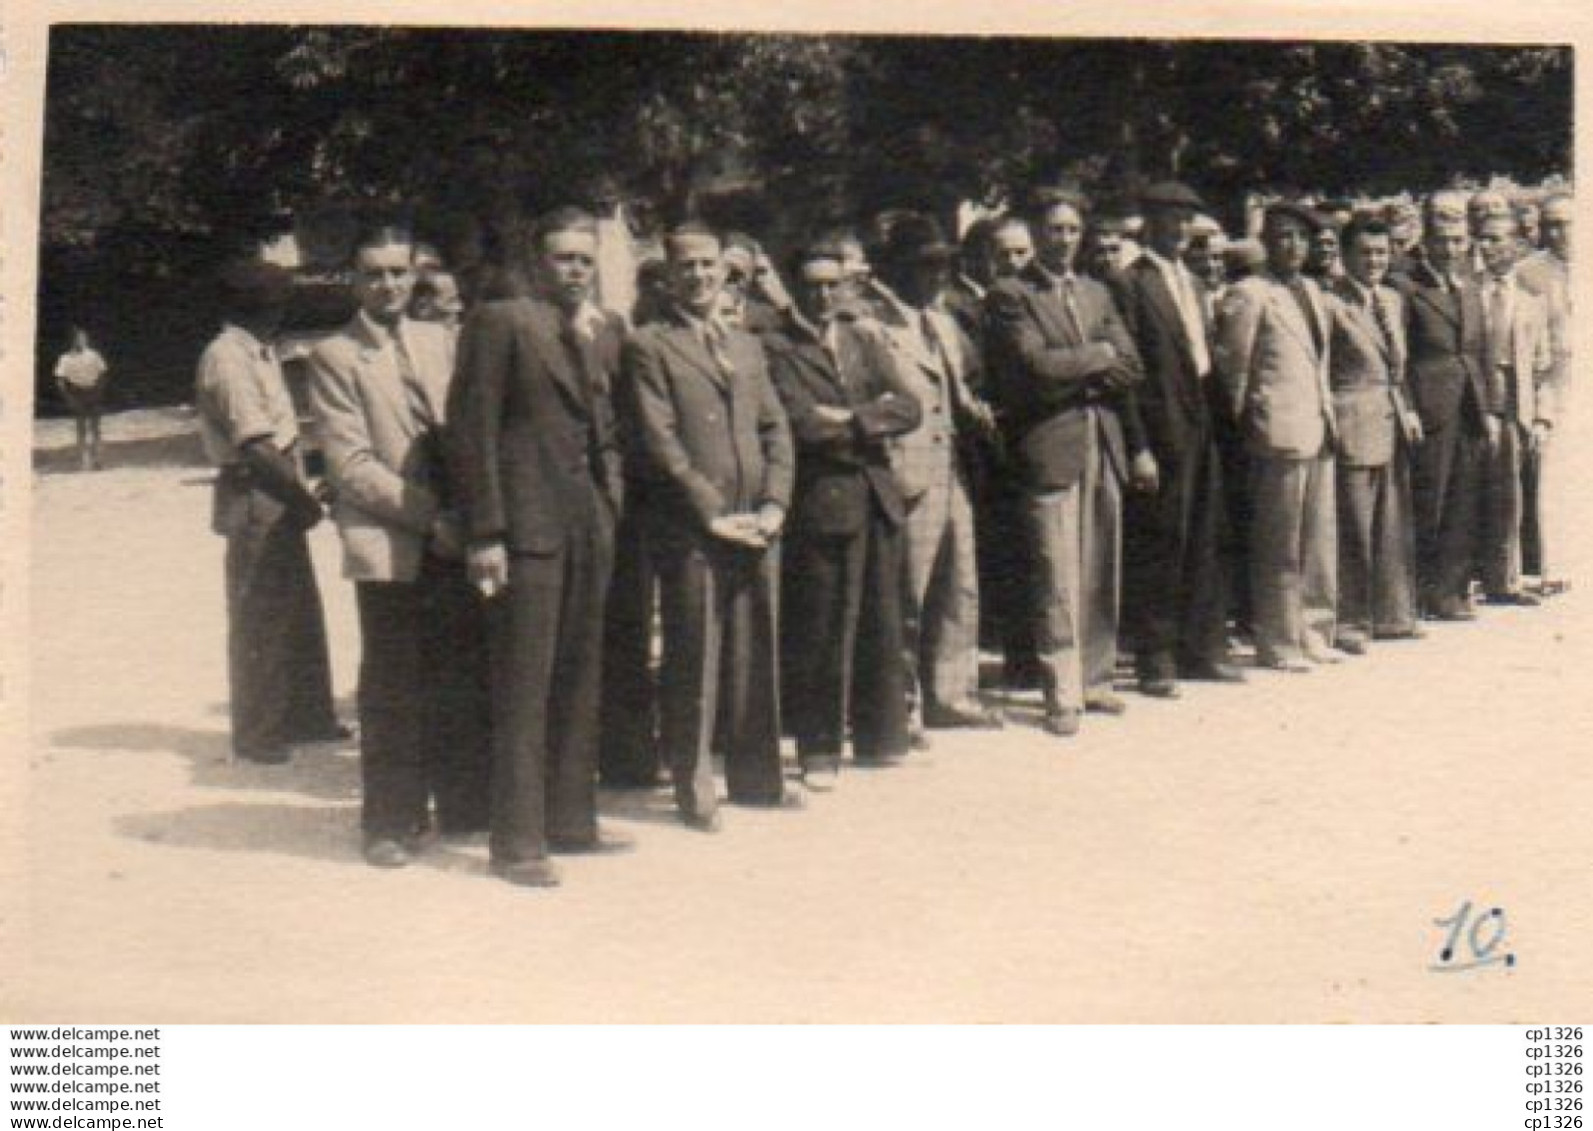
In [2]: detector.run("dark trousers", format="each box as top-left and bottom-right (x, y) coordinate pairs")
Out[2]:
(657, 531), (784, 814)
(1123, 429), (1230, 678)
(598, 499), (661, 787)
(1336, 454), (1419, 639)
(488, 520), (614, 865)
(1410, 419), (1484, 609)
(783, 512), (909, 766)
(1214, 415), (1254, 633)
(354, 559), (491, 840)
(1481, 422), (1528, 596)
(222, 495), (338, 757)
(974, 445), (1038, 680)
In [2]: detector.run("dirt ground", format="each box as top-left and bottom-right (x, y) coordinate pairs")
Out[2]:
(9, 408), (1593, 1022)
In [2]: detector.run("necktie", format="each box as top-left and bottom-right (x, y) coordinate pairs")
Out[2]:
(703, 318), (737, 380)
(389, 325), (436, 430)
(1486, 280), (1509, 372)
(1287, 280), (1323, 355)
(559, 316), (599, 408)
(1061, 276), (1085, 341)
(1368, 289), (1403, 380)
(1171, 263), (1212, 376)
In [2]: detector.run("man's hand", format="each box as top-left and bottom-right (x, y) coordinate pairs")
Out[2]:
(709, 513), (767, 548)
(430, 513), (465, 561)
(1531, 420), (1552, 452)
(1130, 450), (1160, 494)
(289, 495), (325, 531)
(755, 503), (786, 541)
(813, 404), (855, 425)
(468, 541), (510, 599)
(1402, 412), (1425, 446)
(1484, 413), (1504, 453)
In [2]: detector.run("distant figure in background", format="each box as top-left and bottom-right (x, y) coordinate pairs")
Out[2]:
(1305, 219), (1344, 283)
(1515, 201), (1542, 251)
(54, 327), (110, 471)
(195, 259), (346, 764)
(1084, 210), (1133, 282)
(410, 268), (465, 331)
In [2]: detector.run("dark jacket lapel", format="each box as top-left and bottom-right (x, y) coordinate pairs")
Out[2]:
(522, 299), (593, 418)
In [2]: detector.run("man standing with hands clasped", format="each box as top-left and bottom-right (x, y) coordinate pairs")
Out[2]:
(447, 208), (631, 889)
(622, 223), (798, 830)
(307, 224), (491, 868)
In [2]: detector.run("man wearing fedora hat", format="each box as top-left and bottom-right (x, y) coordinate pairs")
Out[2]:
(1111, 182), (1241, 697)
(870, 212), (1004, 738)
(195, 257), (345, 764)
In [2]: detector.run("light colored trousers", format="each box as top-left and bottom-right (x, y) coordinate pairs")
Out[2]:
(1025, 422), (1122, 711)
(1249, 450), (1338, 663)
(901, 468), (981, 723)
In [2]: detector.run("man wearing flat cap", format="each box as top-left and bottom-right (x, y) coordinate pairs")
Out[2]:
(620, 223), (799, 829)
(1214, 202), (1340, 671)
(195, 257), (345, 764)
(870, 212), (1004, 738)
(1394, 194), (1503, 621)
(1110, 182), (1241, 697)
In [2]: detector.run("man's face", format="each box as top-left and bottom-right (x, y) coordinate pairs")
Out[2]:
(669, 238), (724, 317)
(839, 240), (871, 293)
(899, 257), (952, 308)
(990, 224), (1035, 277)
(1475, 219), (1520, 277)
(1424, 220), (1470, 274)
(353, 242), (416, 323)
(795, 257), (846, 325)
(414, 272), (463, 324)
(1543, 211), (1572, 260)
(1036, 204), (1085, 272)
(1089, 232), (1124, 275)
(722, 247), (756, 299)
(1308, 228), (1340, 274)
(1145, 206), (1194, 259)
(1263, 215), (1312, 275)
(1184, 239), (1224, 287)
(538, 229), (598, 310)
(1343, 232), (1391, 288)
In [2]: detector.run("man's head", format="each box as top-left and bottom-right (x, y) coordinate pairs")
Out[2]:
(1184, 233), (1226, 288)
(959, 218), (997, 286)
(411, 269), (464, 325)
(1340, 218), (1393, 289)
(790, 242), (850, 326)
(1514, 201), (1542, 249)
(1541, 194), (1573, 261)
(1475, 213), (1522, 278)
(877, 213), (956, 309)
(1140, 182), (1205, 261)
(1422, 194), (1471, 275)
(217, 257), (295, 335)
(533, 207), (600, 312)
(1468, 190), (1512, 235)
(721, 233), (759, 299)
(1261, 203), (1319, 278)
(664, 222), (725, 318)
(989, 216), (1035, 278)
(351, 224), (417, 325)
(1086, 212), (1131, 276)
(1385, 200), (1422, 252)
(1028, 189), (1089, 274)
(1306, 222), (1342, 278)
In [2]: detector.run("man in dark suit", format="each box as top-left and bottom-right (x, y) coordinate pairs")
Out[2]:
(1110, 182), (1241, 699)
(622, 224), (798, 830)
(1395, 194), (1504, 620)
(446, 208), (630, 889)
(766, 241), (922, 789)
(1325, 218), (1424, 650)
(986, 191), (1148, 736)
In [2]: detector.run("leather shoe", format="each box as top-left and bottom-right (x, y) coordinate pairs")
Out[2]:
(548, 829), (635, 855)
(1180, 661), (1245, 683)
(1431, 598), (1477, 621)
(924, 702), (1005, 729)
(1138, 677), (1180, 699)
(293, 722), (356, 744)
(1041, 708), (1081, 737)
(908, 726), (933, 752)
(1486, 590), (1542, 607)
(1303, 645), (1341, 665)
(1335, 635), (1369, 656)
(1374, 625), (1425, 641)
(854, 750), (907, 768)
(681, 808), (722, 834)
(1084, 691), (1127, 715)
(491, 858), (561, 888)
(800, 760), (840, 791)
(235, 746), (292, 765)
(1258, 655), (1312, 674)
(362, 838), (411, 869)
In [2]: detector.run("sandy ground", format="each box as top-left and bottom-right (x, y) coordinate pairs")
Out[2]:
(8, 407), (1593, 1022)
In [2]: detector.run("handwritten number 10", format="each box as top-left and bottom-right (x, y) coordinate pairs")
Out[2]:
(1431, 901), (1515, 972)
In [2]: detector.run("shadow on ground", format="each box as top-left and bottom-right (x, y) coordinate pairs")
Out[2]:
(34, 429), (208, 476)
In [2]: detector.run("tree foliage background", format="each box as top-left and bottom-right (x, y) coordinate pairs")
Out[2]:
(37, 26), (1572, 407)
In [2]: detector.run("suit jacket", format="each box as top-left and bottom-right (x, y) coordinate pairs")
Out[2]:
(1515, 251), (1571, 425)
(1109, 253), (1215, 461)
(1324, 278), (1413, 469)
(764, 314), (922, 538)
(1479, 274), (1556, 430)
(306, 313), (454, 582)
(985, 261), (1146, 490)
(445, 295), (625, 555)
(869, 287), (985, 501)
(622, 308), (795, 535)
(1213, 271), (1335, 459)
(1393, 264), (1500, 435)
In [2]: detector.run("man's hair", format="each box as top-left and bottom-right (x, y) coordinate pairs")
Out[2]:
(535, 207), (599, 248)
(1478, 210), (1521, 238)
(1340, 217), (1392, 254)
(664, 221), (722, 260)
(350, 223), (416, 263)
(789, 239), (849, 281)
(990, 213), (1032, 241)
(1025, 186), (1090, 226)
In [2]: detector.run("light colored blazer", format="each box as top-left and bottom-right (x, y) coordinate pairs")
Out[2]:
(1325, 279), (1413, 469)
(1214, 272), (1335, 459)
(1486, 276), (1556, 429)
(306, 313), (455, 582)
(871, 289), (981, 500)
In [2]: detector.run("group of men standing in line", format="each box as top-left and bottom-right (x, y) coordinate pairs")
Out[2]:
(193, 180), (1573, 888)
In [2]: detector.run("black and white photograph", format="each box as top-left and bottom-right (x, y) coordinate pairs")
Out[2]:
(4, 1), (1590, 1054)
